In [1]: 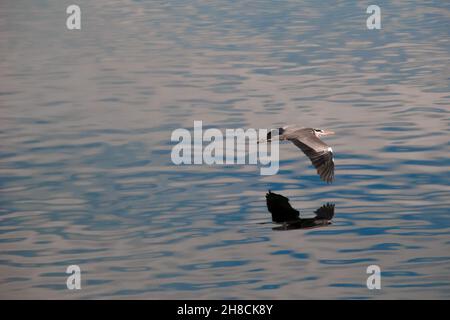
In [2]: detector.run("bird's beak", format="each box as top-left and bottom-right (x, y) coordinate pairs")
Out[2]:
(257, 138), (267, 144)
(322, 130), (335, 136)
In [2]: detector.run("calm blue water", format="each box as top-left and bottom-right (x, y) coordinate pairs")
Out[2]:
(1, 0), (449, 299)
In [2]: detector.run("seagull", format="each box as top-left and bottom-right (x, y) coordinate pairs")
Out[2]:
(258, 126), (335, 183)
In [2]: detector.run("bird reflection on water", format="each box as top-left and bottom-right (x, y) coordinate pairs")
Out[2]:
(265, 190), (335, 231)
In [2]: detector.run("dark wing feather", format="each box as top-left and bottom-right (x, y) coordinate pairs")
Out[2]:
(289, 132), (334, 183)
(265, 191), (300, 223)
(314, 203), (335, 220)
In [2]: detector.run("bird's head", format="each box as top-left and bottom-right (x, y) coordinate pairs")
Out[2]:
(258, 127), (286, 144)
(313, 128), (335, 137)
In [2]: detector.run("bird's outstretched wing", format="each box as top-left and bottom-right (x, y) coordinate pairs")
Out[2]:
(288, 131), (334, 183)
(265, 190), (300, 223)
(314, 203), (335, 220)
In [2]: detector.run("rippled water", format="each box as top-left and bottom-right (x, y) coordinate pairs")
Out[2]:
(1, 0), (450, 299)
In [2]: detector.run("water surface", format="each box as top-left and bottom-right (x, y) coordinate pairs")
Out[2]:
(1, 0), (449, 299)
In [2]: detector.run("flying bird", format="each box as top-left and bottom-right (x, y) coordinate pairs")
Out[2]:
(259, 126), (335, 183)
